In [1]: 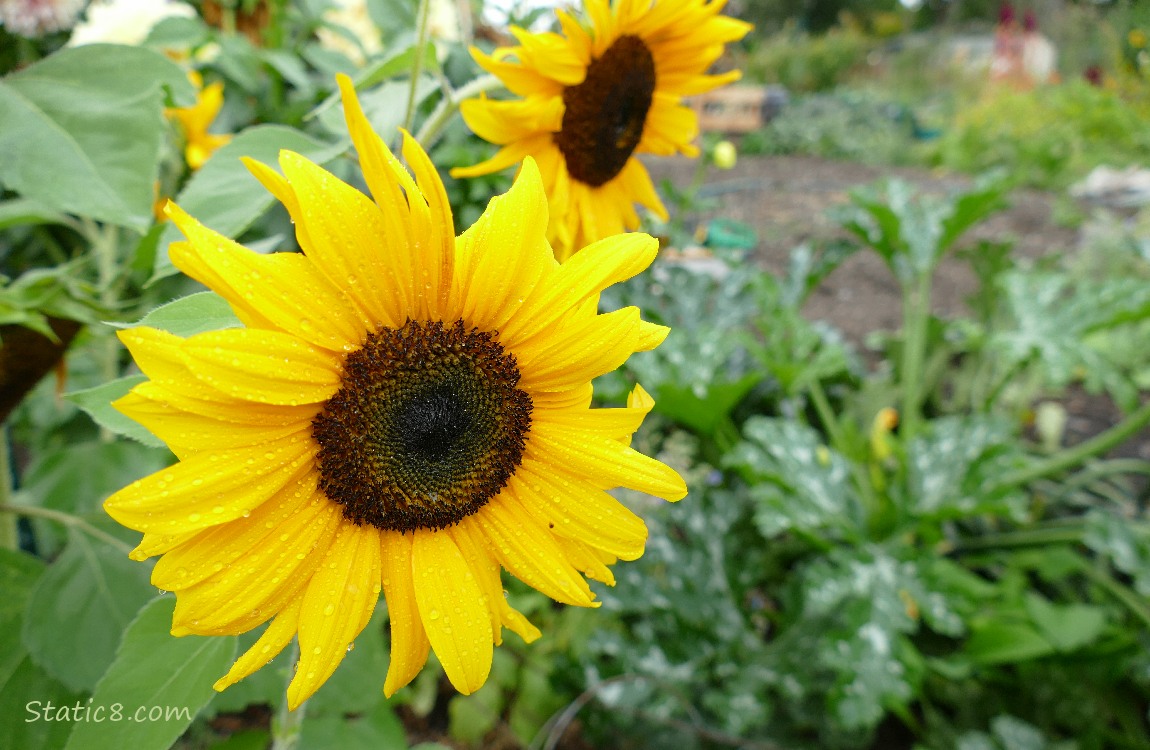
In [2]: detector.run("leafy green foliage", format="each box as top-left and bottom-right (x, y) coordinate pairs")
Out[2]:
(152, 126), (346, 280)
(62, 597), (237, 750)
(932, 81), (1150, 190)
(21, 530), (155, 693)
(0, 45), (195, 231)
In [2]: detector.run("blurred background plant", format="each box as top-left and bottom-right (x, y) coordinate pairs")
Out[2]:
(3, 0), (1150, 749)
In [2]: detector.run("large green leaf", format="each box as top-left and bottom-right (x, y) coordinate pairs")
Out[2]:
(0, 550), (46, 691)
(0, 44), (195, 230)
(904, 416), (1025, 520)
(0, 550), (79, 750)
(21, 530), (155, 693)
(153, 125), (346, 280)
(64, 379), (164, 448)
(62, 597), (237, 750)
(18, 440), (170, 515)
(112, 291), (242, 337)
(992, 271), (1150, 409)
(725, 417), (860, 538)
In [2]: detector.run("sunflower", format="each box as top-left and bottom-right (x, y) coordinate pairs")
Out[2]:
(104, 73), (686, 709)
(450, 0), (750, 260)
(167, 71), (231, 170)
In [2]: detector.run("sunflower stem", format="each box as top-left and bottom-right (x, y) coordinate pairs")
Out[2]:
(0, 429), (17, 551)
(414, 74), (503, 148)
(0, 502), (132, 554)
(86, 216), (123, 442)
(271, 638), (306, 750)
(403, 0), (434, 136)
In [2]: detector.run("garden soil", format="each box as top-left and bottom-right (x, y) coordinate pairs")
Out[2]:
(645, 154), (1145, 463)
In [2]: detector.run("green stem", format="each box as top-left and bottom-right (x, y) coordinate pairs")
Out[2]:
(1082, 564), (1150, 631)
(414, 74), (503, 148)
(1046, 458), (1150, 504)
(86, 218), (122, 442)
(808, 379), (846, 449)
(980, 358), (1024, 411)
(271, 638), (306, 750)
(950, 523), (1084, 553)
(0, 430), (17, 551)
(0, 503), (131, 554)
(899, 272), (932, 440)
(991, 398), (1150, 492)
(808, 380), (880, 521)
(403, 0), (433, 136)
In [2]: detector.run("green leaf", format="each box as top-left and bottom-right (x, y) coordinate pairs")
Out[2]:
(112, 291), (242, 337)
(16, 440), (170, 515)
(965, 621), (1055, 665)
(1083, 512), (1150, 597)
(64, 380), (164, 448)
(62, 597), (237, 750)
(0, 550), (45, 689)
(306, 42), (436, 122)
(725, 417), (860, 537)
(652, 373), (759, 436)
(315, 75), (439, 143)
(1023, 594), (1106, 652)
(448, 682), (503, 744)
(904, 416), (1024, 520)
(0, 550), (80, 750)
(300, 700), (407, 750)
(153, 125), (346, 281)
(0, 197), (68, 229)
(21, 530), (155, 693)
(308, 608), (390, 717)
(0, 44), (195, 230)
(0, 656), (83, 750)
(992, 271), (1150, 409)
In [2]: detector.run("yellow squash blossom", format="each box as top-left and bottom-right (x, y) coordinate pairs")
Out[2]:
(105, 73), (686, 709)
(452, 0), (750, 260)
(168, 71), (231, 170)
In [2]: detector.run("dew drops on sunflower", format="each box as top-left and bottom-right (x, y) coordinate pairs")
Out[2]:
(104, 73), (687, 708)
(452, 0), (751, 260)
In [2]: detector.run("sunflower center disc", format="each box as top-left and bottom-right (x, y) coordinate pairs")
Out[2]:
(312, 320), (533, 532)
(555, 34), (656, 187)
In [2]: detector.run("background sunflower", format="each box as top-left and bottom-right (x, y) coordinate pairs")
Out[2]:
(452, 0), (751, 259)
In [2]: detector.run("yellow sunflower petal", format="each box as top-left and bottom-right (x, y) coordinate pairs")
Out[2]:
(528, 423), (687, 501)
(447, 521), (505, 645)
(476, 494), (596, 607)
(503, 232), (657, 345)
(380, 530), (431, 697)
(104, 432), (316, 536)
(553, 535), (616, 586)
(166, 203), (367, 352)
(114, 390), (307, 459)
(213, 597), (302, 691)
(400, 130), (455, 320)
(152, 471), (327, 592)
(411, 529), (493, 695)
(276, 151), (410, 329)
(449, 157), (555, 331)
(122, 380), (319, 428)
(513, 463), (649, 561)
(180, 328), (341, 405)
(289, 523), (382, 710)
(117, 328), (241, 404)
(516, 306), (640, 392)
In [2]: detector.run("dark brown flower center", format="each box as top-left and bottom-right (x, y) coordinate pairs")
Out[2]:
(312, 320), (532, 532)
(555, 34), (656, 187)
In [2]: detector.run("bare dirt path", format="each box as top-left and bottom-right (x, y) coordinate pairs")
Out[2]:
(645, 154), (1080, 342)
